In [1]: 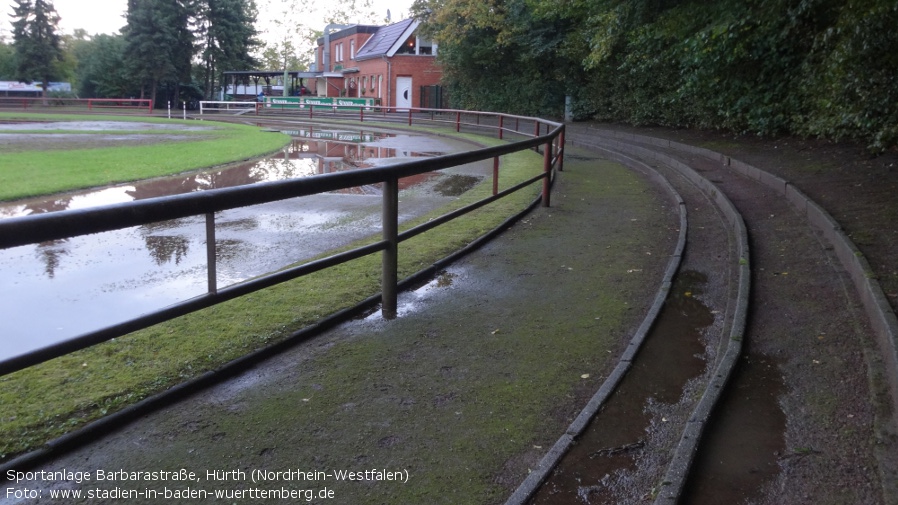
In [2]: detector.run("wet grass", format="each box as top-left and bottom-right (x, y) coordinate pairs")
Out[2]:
(0, 130), (546, 461)
(0, 112), (291, 201)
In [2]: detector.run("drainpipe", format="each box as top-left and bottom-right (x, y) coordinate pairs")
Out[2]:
(383, 56), (392, 109)
(322, 24), (351, 73)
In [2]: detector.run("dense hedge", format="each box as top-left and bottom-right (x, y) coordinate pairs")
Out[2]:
(414, 0), (898, 150)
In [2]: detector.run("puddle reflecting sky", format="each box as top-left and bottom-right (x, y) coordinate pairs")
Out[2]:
(0, 125), (487, 360)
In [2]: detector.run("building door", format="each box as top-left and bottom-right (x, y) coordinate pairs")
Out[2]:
(396, 76), (412, 111)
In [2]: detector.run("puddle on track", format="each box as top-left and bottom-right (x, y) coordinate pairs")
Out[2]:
(530, 271), (713, 504)
(680, 352), (786, 504)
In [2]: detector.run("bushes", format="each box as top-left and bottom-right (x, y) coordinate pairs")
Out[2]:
(419, 0), (898, 150)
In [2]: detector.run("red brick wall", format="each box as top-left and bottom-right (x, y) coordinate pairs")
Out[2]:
(351, 56), (441, 107)
(390, 56), (442, 106)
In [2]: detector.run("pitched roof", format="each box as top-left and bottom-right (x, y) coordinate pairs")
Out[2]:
(354, 18), (416, 61)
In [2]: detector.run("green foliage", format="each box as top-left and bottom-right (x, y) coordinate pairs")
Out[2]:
(418, 0), (898, 149)
(71, 34), (134, 97)
(0, 39), (15, 79)
(9, 0), (64, 94)
(196, 0), (261, 98)
(796, 0), (898, 151)
(123, 0), (193, 107)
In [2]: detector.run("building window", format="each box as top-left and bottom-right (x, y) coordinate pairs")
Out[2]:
(350, 40), (356, 60)
(396, 36), (415, 55)
(418, 37), (434, 55)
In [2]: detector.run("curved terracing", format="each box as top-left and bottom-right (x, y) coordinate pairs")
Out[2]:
(522, 126), (898, 504)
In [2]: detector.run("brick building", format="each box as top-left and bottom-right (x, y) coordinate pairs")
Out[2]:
(312, 19), (442, 110)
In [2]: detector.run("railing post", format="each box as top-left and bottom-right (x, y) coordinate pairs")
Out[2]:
(493, 156), (500, 196)
(360, 108), (364, 122)
(558, 127), (565, 172)
(542, 141), (552, 207)
(382, 177), (399, 319)
(498, 116), (504, 140)
(408, 109), (413, 126)
(534, 121), (541, 152)
(206, 212), (217, 294)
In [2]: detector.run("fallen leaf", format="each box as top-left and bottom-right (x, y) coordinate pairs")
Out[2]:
(491, 329), (500, 335)
(581, 374), (590, 379)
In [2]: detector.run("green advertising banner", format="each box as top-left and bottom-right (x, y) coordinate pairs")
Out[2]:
(265, 97), (379, 111)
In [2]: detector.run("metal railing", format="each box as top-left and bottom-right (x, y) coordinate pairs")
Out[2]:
(198, 100), (260, 114)
(0, 110), (564, 377)
(0, 97), (153, 112)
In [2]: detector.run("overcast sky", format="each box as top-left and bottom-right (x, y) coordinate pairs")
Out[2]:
(1, 0), (413, 39)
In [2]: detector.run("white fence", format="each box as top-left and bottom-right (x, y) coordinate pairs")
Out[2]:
(199, 101), (259, 115)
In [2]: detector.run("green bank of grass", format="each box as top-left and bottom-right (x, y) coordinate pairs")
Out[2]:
(0, 113), (290, 201)
(0, 130), (545, 461)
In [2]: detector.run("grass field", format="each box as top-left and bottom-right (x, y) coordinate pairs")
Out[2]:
(0, 113), (291, 201)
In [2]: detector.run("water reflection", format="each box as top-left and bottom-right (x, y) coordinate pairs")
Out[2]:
(0, 126), (484, 360)
(1, 128), (439, 219)
(36, 239), (68, 279)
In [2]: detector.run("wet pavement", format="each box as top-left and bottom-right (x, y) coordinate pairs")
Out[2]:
(0, 123), (490, 360)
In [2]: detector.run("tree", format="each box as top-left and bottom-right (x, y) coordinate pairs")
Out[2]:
(196, 0), (261, 98)
(9, 0), (64, 101)
(0, 38), (16, 79)
(123, 0), (195, 107)
(73, 33), (134, 98)
(258, 40), (306, 71)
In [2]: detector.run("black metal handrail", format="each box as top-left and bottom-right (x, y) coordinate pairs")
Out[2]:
(0, 110), (564, 376)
